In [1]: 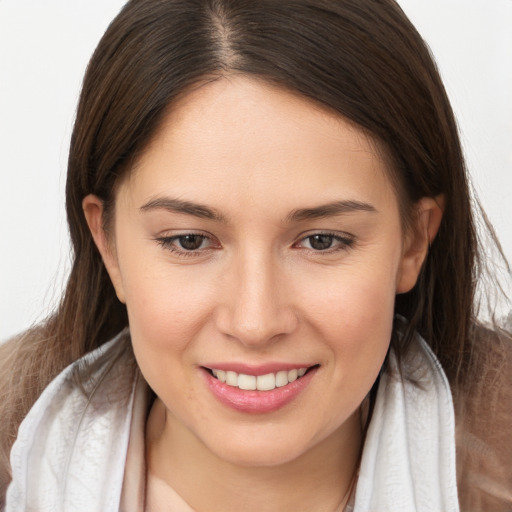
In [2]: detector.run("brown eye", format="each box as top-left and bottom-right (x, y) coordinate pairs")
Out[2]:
(156, 233), (214, 254)
(295, 232), (356, 252)
(176, 234), (207, 250)
(308, 234), (334, 250)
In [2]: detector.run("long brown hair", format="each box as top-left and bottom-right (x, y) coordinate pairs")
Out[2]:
(1, 0), (509, 500)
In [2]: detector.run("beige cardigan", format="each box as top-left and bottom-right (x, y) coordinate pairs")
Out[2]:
(454, 328), (512, 512)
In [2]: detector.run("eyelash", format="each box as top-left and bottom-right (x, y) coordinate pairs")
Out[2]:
(293, 232), (356, 253)
(155, 231), (356, 257)
(155, 233), (217, 258)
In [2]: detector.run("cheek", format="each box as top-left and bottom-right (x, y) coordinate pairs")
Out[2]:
(115, 239), (217, 373)
(124, 275), (215, 352)
(303, 252), (398, 326)
(122, 268), (216, 422)
(320, 281), (394, 364)
(296, 249), (400, 373)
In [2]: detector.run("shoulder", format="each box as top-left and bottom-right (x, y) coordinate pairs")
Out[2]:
(12, 329), (136, 451)
(0, 333), (136, 510)
(0, 329), (44, 508)
(454, 324), (512, 511)
(5, 330), (139, 511)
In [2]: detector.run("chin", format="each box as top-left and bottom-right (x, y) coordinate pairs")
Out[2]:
(213, 440), (310, 468)
(196, 423), (315, 468)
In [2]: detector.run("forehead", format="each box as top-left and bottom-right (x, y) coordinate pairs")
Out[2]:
(121, 76), (397, 216)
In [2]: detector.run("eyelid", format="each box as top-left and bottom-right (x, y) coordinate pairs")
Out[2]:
(293, 230), (356, 251)
(154, 230), (220, 257)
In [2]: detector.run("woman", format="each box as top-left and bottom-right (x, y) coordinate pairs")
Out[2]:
(1, 0), (511, 510)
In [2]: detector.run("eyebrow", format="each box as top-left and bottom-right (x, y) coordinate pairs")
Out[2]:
(139, 197), (227, 222)
(287, 200), (377, 222)
(139, 196), (376, 224)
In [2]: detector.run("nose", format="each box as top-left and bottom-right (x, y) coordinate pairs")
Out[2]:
(215, 250), (298, 347)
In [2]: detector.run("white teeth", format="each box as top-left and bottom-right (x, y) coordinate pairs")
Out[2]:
(288, 369), (298, 382)
(238, 374), (257, 390)
(256, 373), (276, 391)
(226, 371), (238, 386)
(275, 371), (289, 387)
(211, 367), (310, 391)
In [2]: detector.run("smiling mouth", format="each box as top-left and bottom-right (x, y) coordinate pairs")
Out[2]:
(205, 366), (317, 391)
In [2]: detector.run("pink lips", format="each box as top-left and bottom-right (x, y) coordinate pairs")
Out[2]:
(203, 366), (317, 414)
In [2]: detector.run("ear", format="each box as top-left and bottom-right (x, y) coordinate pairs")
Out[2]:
(82, 194), (126, 303)
(396, 195), (444, 294)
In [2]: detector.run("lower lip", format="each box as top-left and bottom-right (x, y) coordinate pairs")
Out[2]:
(203, 367), (317, 414)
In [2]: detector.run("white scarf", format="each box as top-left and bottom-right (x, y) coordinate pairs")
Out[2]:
(353, 337), (459, 512)
(6, 332), (459, 511)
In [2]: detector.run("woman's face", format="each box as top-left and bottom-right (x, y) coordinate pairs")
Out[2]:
(87, 76), (428, 467)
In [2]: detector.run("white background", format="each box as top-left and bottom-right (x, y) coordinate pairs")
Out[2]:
(1, 0), (511, 341)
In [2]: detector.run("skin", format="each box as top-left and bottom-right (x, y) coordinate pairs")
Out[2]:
(84, 76), (443, 512)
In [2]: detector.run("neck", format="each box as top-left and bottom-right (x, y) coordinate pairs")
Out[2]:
(146, 399), (362, 512)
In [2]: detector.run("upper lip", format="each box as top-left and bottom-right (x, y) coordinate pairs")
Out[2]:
(201, 362), (317, 376)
